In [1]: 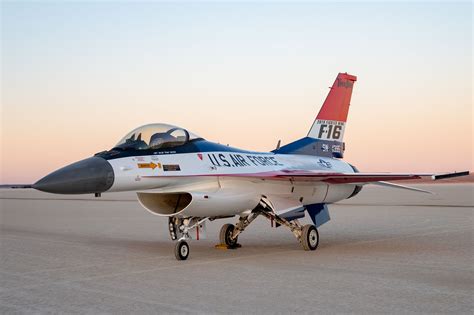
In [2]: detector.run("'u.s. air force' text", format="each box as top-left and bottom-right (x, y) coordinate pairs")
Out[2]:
(208, 153), (283, 168)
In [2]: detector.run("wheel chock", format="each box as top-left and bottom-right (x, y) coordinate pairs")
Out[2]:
(215, 244), (228, 250)
(214, 243), (242, 250)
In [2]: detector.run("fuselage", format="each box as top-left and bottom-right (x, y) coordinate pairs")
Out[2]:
(105, 140), (355, 191)
(104, 139), (358, 217)
(33, 135), (360, 219)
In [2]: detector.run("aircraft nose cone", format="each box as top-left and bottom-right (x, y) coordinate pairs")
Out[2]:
(33, 157), (114, 194)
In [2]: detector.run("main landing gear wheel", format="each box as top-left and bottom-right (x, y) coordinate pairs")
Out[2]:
(174, 240), (189, 261)
(220, 224), (238, 248)
(301, 224), (319, 251)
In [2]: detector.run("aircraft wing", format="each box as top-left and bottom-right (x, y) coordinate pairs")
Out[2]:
(234, 170), (469, 184)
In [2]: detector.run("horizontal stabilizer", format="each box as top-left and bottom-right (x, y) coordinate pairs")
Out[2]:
(371, 181), (433, 194)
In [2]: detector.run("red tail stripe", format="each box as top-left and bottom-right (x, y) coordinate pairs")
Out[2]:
(315, 72), (357, 122)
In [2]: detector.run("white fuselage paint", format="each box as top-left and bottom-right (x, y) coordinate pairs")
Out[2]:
(107, 152), (357, 217)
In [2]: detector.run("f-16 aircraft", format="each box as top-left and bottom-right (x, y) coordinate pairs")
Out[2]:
(32, 73), (468, 260)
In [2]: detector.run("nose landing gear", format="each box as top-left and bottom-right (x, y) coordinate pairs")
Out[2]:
(169, 217), (208, 261)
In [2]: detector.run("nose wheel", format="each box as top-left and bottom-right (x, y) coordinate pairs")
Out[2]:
(174, 240), (189, 260)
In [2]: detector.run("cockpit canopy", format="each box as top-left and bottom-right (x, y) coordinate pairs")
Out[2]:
(113, 124), (202, 151)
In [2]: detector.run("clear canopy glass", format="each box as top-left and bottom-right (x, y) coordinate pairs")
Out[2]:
(113, 123), (202, 150)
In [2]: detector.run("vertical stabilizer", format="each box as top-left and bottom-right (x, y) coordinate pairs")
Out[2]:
(308, 73), (357, 141)
(273, 72), (356, 158)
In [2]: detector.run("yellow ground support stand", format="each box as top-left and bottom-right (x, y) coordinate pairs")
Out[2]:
(214, 244), (242, 250)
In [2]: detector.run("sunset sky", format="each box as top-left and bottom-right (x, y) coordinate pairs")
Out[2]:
(1, 2), (472, 184)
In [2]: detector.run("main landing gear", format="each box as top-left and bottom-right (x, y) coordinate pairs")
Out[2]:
(169, 196), (320, 261)
(217, 196), (320, 252)
(219, 223), (239, 248)
(250, 196), (319, 251)
(301, 224), (319, 250)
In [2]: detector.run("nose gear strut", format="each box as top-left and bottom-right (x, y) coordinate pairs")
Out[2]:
(169, 217), (209, 261)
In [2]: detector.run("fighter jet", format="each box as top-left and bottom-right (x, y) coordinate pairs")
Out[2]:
(32, 73), (469, 260)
